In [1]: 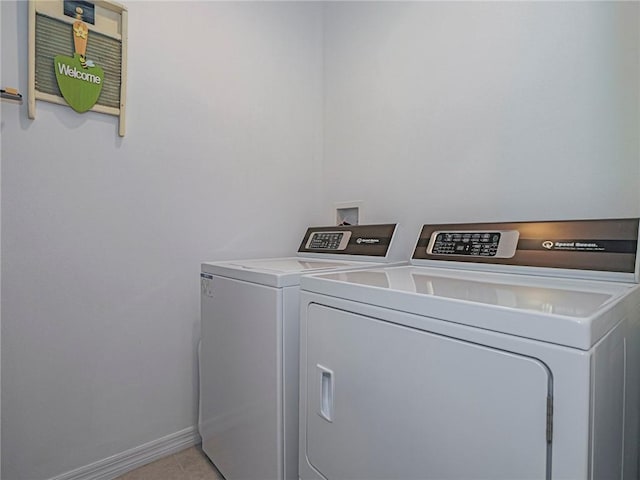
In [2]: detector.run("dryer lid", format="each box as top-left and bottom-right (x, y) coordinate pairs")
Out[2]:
(300, 265), (639, 349)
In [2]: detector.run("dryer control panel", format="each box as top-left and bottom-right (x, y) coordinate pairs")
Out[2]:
(412, 219), (640, 281)
(427, 230), (519, 258)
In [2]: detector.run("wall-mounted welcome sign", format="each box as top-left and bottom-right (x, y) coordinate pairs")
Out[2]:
(28, 0), (128, 136)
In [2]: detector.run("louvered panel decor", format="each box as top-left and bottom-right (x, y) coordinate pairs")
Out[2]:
(35, 13), (122, 109)
(29, 0), (128, 136)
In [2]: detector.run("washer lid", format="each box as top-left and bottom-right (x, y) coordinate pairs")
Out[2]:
(300, 266), (639, 349)
(201, 257), (390, 287)
(227, 258), (361, 273)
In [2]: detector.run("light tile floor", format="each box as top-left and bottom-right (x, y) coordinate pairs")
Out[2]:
(116, 446), (223, 480)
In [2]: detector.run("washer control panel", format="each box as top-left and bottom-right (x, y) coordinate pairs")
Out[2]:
(305, 231), (352, 251)
(427, 230), (520, 259)
(298, 224), (396, 257)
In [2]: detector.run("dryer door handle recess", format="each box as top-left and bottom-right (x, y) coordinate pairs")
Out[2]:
(318, 364), (334, 422)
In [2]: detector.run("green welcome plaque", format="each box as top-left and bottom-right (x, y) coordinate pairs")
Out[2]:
(54, 53), (105, 113)
(28, 0), (128, 136)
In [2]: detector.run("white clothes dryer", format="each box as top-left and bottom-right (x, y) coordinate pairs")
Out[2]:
(298, 218), (640, 480)
(199, 224), (402, 480)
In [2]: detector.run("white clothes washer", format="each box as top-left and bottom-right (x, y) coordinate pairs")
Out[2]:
(298, 218), (640, 480)
(199, 224), (402, 480)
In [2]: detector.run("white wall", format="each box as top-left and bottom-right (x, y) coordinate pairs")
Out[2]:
(322, 1), (640, 254)
(1, 2), (323, 479)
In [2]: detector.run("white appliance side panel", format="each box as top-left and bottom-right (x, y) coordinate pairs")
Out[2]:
(590, 320), (625, 479)
(282, 286), (301, 480)
(625, 304), (640, 479)
(304, 304), (551, 480)
(591, 315), (640, 480)
(200, 276), (282, 480)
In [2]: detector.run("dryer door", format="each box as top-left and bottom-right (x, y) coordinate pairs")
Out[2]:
(304, 304), (551, 480)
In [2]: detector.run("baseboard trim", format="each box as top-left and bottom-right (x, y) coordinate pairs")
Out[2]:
(49, 426), (201, 480)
